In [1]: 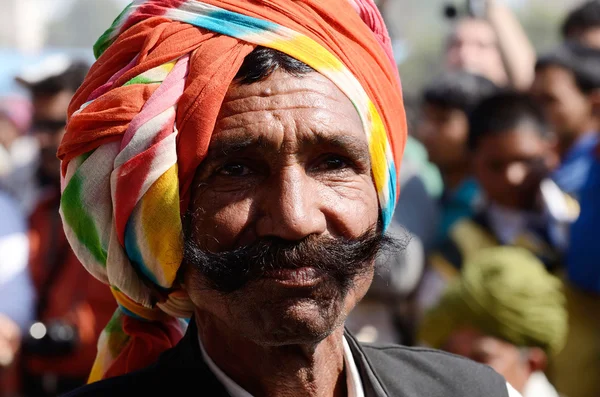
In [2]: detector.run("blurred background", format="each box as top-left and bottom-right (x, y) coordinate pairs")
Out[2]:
(0, 0), (581, 96)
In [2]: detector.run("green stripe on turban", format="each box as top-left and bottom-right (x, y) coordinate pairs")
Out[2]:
(419, 247), (567, 355)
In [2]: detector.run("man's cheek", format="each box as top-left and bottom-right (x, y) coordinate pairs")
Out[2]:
(193, 197), (254, 251)
(321, 184), (378, 229)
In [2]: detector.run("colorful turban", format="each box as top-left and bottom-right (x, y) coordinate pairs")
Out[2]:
(58, 0), (406, 382)
(418, 247), (568, 356)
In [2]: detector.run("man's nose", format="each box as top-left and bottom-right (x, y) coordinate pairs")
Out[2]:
(256, 166), (327, 241)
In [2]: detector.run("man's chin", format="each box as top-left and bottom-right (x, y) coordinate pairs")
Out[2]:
(234, 291), (347, 347)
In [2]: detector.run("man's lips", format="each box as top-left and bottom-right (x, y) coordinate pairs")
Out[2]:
(262, 267), (325, 287)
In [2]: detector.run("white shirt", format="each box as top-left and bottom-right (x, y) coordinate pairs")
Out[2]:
(522, 372), (560, 397)
(199, 335), (520, 397)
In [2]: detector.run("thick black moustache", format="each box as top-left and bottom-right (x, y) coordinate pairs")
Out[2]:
(183, 227), (397, 294)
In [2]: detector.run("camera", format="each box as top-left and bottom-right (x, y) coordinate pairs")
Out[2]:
(21, 321), (79, 357)
(443, 0), (488, 20)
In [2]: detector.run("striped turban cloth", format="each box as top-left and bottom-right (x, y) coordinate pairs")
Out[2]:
(58, 0), (406, 381)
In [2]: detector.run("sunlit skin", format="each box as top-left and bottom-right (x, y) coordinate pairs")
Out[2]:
(446, 18), (508, 86)
(444, 327), (547, 394)
(473, 126), (558, 210)
(182, 70), (380, 397)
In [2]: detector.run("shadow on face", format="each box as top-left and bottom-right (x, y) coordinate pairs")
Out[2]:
(182, 70), (380, 346)
(443, 327), (547, 393)
(570, 28), (600, 50)
(531, 66), (592, 145)
(418, 103), (469, 170)
(473, 126), (557, 210)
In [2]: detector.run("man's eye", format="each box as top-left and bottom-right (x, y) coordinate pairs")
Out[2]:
(314, 156), (350, 172)
(217, 163), (252, 177)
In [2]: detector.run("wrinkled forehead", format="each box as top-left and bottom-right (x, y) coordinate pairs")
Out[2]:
(216, 70), (365, 144)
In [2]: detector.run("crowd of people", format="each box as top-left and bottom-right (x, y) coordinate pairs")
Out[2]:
(350, 1), (600, 397)
(0, 0), (598, 396)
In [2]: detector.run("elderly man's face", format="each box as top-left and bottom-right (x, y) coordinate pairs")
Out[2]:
(183, 70), (380, 345)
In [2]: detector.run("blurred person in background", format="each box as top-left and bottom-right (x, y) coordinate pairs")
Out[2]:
(534, 28), (600, 397)
(418, 92), (578, 313)
(418, 71), (498, 244)
(444, 0), (536, 90)
(0, 96), (39, 215)
(16, 55), (90, 193)
(562, 0), (600, 49)
(0, 191), (35, 383)
(0, 97), (37, 377)
(418, 247), (567, 397)
(346, 221), (422, 345)
(531, 43), (600, 200)
(548, 138), (600, 397)
(4, 56), (117, 397)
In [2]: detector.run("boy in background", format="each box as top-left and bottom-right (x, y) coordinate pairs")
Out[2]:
(531, 43), (600, 199)
(418, 92), (577, 313)
(418, 71), (498, 243)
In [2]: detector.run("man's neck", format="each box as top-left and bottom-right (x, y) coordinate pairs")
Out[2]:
(195, 313), (347, 397)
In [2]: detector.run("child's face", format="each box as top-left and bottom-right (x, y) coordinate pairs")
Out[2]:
(473, 127), (558, 210)
(418, 103), (469, 170)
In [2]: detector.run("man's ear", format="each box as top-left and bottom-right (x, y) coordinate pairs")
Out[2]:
(525, 347), (548, 373)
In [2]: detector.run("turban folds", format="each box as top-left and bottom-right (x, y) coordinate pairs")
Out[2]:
(419, 247), (568, 356)
(58, 0), (406, 381)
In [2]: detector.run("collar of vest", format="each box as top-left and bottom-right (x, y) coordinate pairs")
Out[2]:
(170, 319), (389, 397)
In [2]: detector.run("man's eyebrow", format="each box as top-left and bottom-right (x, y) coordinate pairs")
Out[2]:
(204, 130), (370, 160)
(301, 131), (370, 159)
(205, 135), (271, 158)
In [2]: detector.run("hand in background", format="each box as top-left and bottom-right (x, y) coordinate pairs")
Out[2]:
(0, 314), (21, 368)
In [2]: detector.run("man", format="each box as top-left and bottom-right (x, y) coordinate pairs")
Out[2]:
(419, 247), (567, 397)
(11, 56), (117, 396)
(444, 0), (535, 90)
(550, 121), (600, 397)
(531, 43), (600, 199)
(58, 1), (518, 396)
(16, 55), (90, 192)
(562, 0), (600, 49)
(418, 71), (497, 243)
(0, 98), (35, 370)
(419, 92), (577, 313)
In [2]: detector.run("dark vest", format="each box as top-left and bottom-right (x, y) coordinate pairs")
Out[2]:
(64, 321), (508, 397)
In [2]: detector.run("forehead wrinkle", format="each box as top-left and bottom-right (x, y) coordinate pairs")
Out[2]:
(217, 100), (360, 133)
(219, 90), (350, 120)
